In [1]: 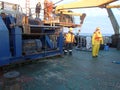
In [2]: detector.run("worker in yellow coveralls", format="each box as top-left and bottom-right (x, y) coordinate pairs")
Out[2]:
(92, 27), (103, 57)
(64, 27), (75, 55)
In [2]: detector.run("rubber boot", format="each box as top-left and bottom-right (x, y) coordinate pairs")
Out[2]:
(64, 50), (68, 55)
(69, 50), (72, 55)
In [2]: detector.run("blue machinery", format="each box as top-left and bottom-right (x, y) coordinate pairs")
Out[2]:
(0, 15), (63, 67)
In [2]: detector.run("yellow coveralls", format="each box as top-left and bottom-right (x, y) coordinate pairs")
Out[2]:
(92, 31), (103, 57)
(65, 32), (75, 43)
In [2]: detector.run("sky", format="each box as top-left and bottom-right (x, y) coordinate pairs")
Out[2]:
(0, 0), (120, 35)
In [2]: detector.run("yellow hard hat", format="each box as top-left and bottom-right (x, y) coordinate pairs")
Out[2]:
(69, 27), (73, 32)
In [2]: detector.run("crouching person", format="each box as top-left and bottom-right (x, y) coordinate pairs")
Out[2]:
(64, 27), (75, 55)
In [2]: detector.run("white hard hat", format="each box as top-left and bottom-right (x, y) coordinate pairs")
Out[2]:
(96, 27), (100, 30)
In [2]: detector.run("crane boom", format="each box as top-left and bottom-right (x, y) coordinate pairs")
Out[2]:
(58, 9), (83, 16)
(55, 0), (117, 13)
(106, 5), (120, 8)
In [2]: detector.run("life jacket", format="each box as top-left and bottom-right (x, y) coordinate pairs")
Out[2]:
(92, 31), (103, 45)
(65, 32), (75, 43)
(94, 32), (102, 41)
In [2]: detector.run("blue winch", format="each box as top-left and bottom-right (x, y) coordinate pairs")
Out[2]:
(0, 14), (63, 67)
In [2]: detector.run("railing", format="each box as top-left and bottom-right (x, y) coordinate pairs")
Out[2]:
(74, 35), (112, 51)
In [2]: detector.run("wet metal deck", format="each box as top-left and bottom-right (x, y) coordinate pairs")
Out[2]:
(0, 48), (120, 90)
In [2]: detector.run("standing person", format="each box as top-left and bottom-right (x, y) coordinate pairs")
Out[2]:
(44, 0), (53, 20)
(35, 2), (41, 18)
(0, 12), (14, 31)
(92, 27), (103, 57)
(64, 27), (75, 55)
(86, 36), (92, 50)
(76, 30), (81, 36)
(75, 30), (81, 46)
(0, 12), (7, 24)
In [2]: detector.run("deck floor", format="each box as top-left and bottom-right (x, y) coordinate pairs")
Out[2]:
(0, 48), (120, 90)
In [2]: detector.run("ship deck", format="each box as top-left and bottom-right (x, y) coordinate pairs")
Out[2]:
(0, 47), (120, 90)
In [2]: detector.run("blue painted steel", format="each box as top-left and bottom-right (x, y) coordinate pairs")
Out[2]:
(12, 27), (22, 57)
(0, 16), (11, 66)
(35, 39), (42, 51)
(58, 32), (63, 54)
(6, 15), (22, 57)
(0, 15), (63, 67)
(10, 50), (62, 64)
(45, 35), (54, 49)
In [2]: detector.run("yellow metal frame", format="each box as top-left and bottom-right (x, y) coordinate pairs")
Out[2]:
(55, 0), (117, 12)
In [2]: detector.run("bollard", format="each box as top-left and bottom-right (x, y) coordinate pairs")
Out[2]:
(3, 71), (22, 90)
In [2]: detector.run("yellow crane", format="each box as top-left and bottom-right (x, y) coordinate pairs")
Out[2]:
(55, 0), (118, 11)
(54, 0), (119, 27)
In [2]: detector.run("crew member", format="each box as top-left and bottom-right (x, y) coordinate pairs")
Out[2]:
(0, 12), (7, 24)
(0, 12), (14, 31)
(35, 2), (41, 18)
(64, 27), (75, 55)
(44, 0), (53, 20)
(75, 29), (81, 46)
(92, 27), (103, 57)
(86, 36), (92, 50)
